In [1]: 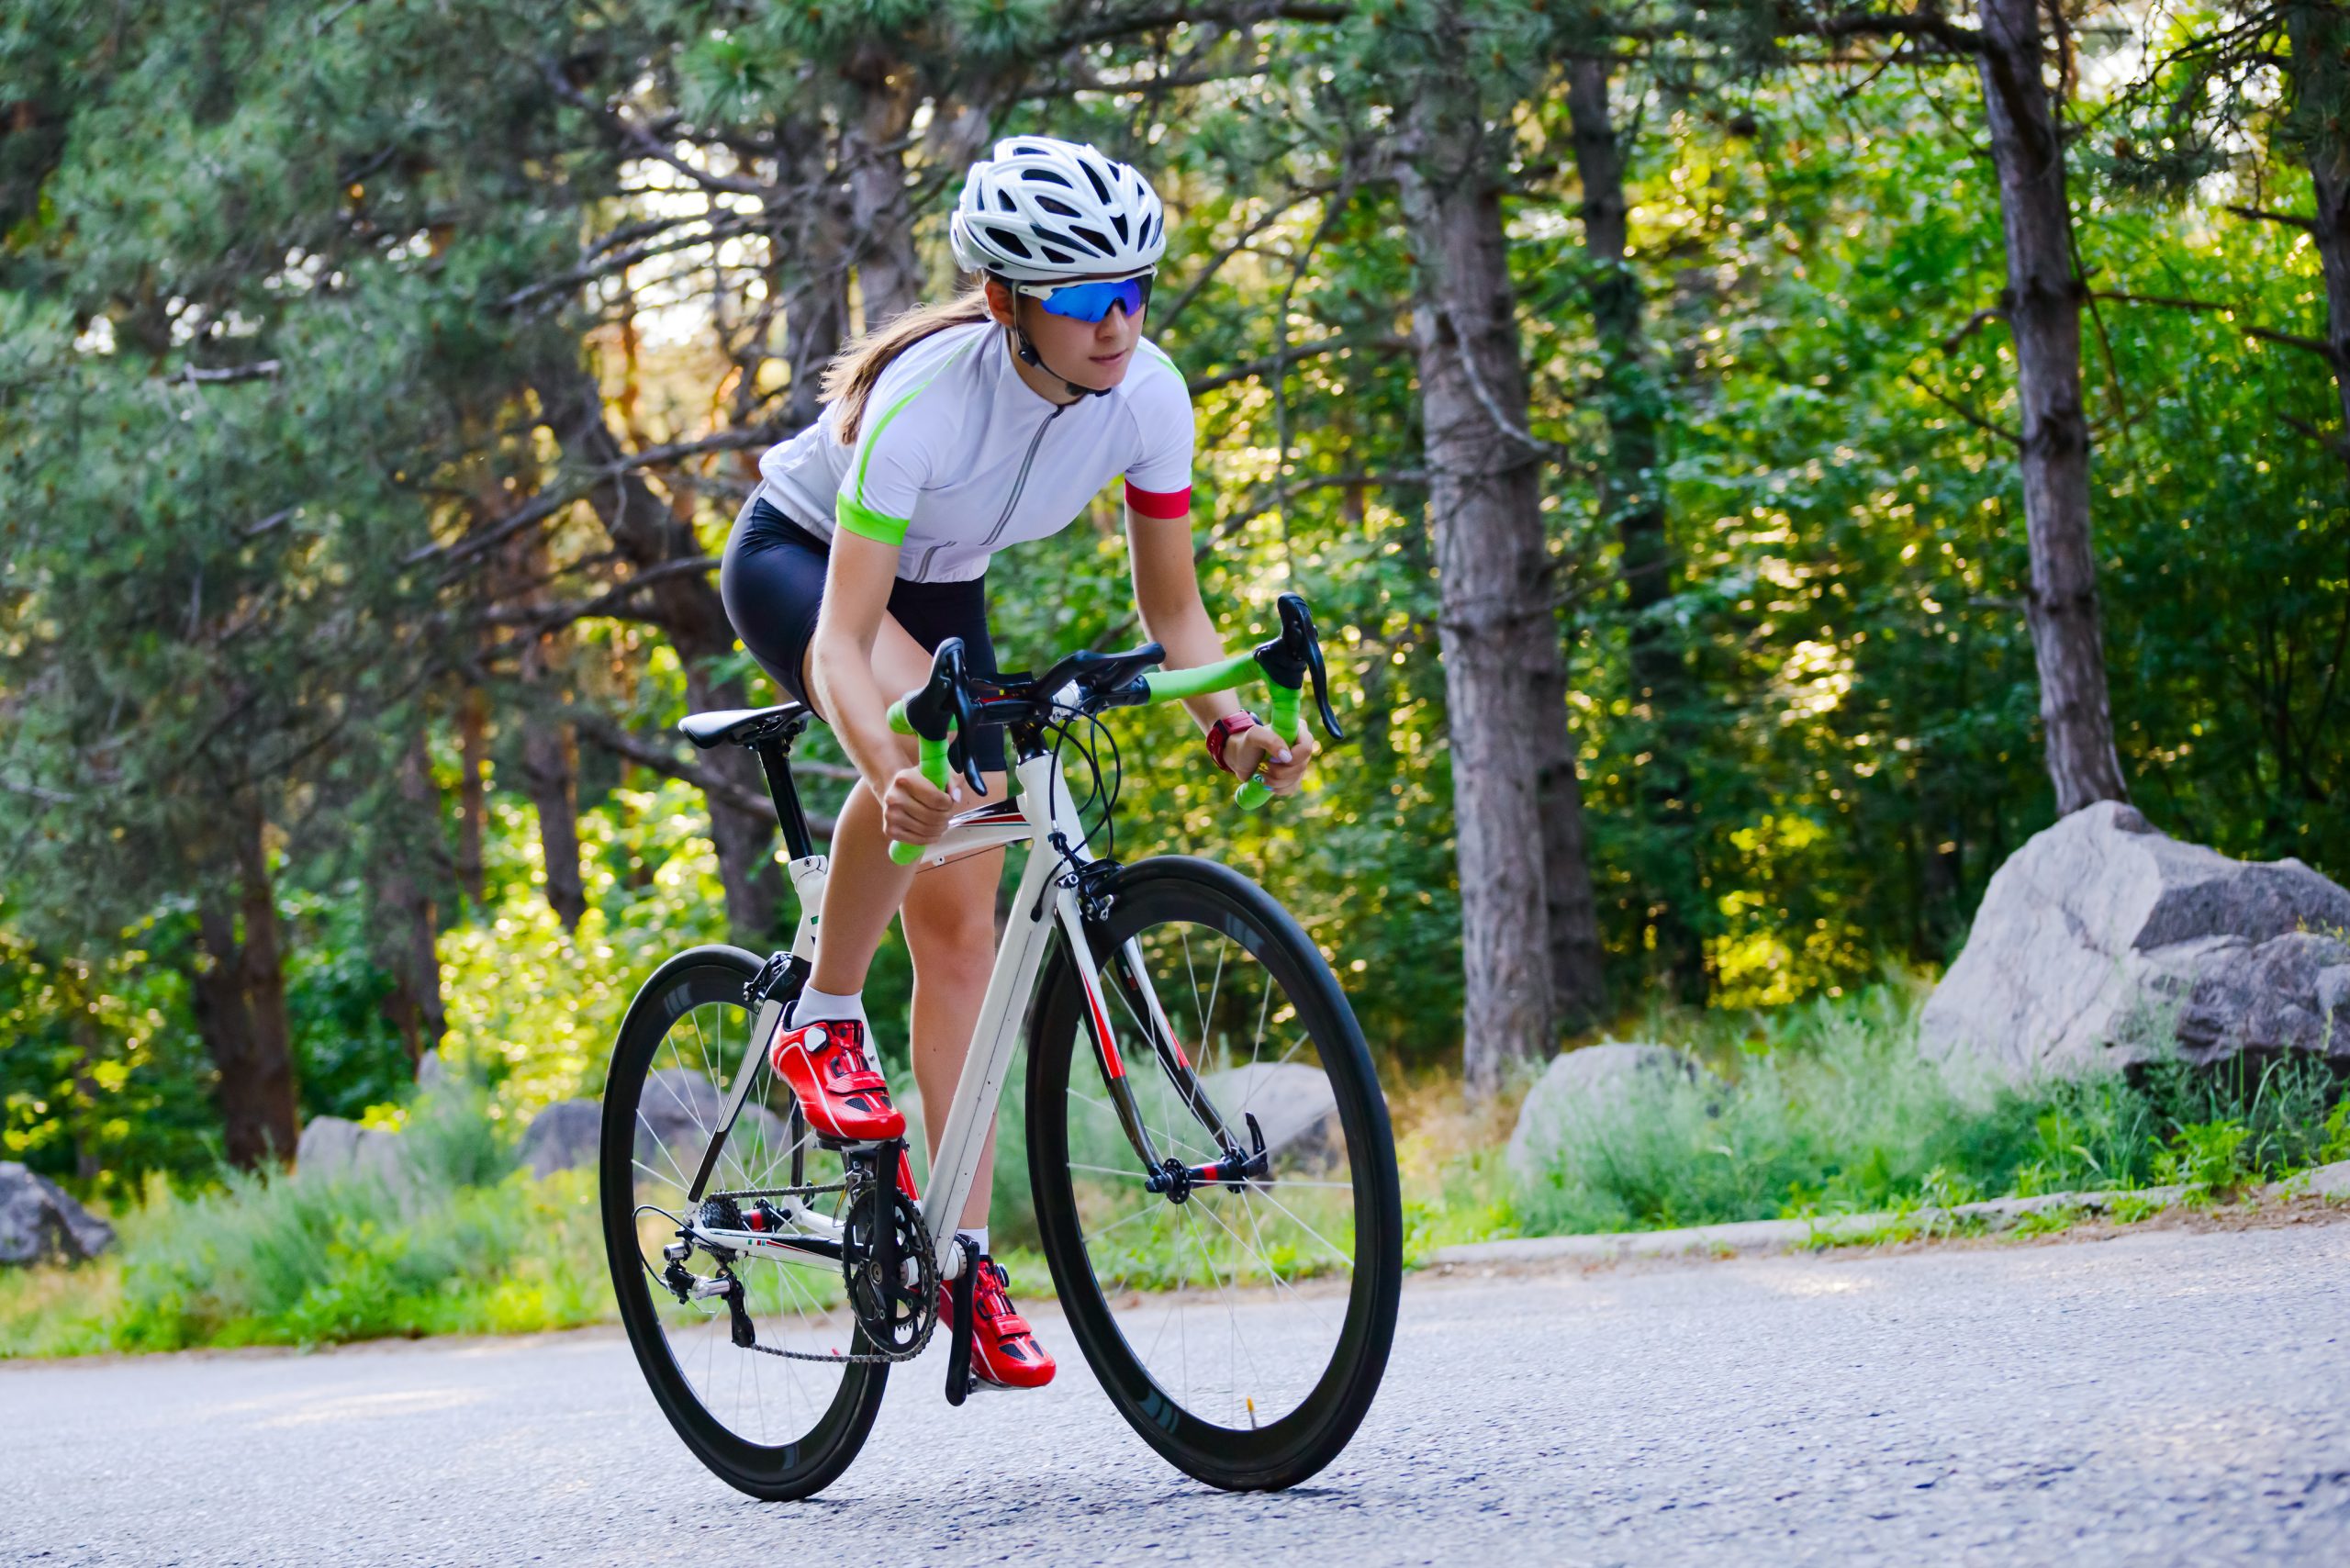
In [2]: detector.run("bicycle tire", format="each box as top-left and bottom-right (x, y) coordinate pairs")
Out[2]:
(601, 945), (889, 1500)
(1025, 856), (1403, 1491)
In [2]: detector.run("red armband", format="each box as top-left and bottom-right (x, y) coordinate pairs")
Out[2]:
(1124, 481), (1192, 521)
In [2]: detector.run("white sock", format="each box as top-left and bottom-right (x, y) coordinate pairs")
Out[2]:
(789, 985), (866, 1028)
(956, 1226), (990, 1259)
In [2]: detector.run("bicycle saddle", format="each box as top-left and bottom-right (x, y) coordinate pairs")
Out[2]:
(678, 702), (811, 750)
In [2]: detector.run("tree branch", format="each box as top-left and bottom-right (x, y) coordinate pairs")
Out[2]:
(1904, 372), (2022, 446)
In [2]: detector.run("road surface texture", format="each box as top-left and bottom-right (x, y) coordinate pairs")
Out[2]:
(6, 1219), (2347, 1567)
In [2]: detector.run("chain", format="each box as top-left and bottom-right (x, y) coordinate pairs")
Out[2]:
(740, 1308), (940, 1366)
(707, 1182), (847, 1202)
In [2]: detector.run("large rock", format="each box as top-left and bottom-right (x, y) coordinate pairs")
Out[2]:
(294, 1115), (411, 1186)
(516, 1100), (601, 1179)
(520, 1070), (794, 1182)
(1506, 1044), (1715, 1185)
(1203, 1063), (1342, 1170)
(1921, 801), (2350, 1082)
(0, 1162), (116, 1267)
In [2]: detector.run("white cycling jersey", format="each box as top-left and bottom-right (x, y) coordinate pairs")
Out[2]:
(750, 321), (1195, 585)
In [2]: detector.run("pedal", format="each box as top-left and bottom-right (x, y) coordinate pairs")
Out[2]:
(944, 1233), (979, 1407)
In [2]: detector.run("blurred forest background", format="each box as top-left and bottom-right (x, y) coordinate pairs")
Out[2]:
(3, 0), (2344, 1201)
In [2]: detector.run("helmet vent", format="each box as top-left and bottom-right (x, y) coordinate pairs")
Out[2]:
(988, 227), (1035, 260)
(1080, 161), (1113, 203)
(1035, 194), (1080, 218)
(1024, 168), (1074, 189)
(1070, 224), (1112, 253)
(1110, 211), (1129, 242)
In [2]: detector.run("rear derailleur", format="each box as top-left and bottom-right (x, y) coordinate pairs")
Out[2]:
(656, 1138), (938, 1364)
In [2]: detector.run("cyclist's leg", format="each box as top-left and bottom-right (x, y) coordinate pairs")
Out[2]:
(901, 834), (1006, 1226)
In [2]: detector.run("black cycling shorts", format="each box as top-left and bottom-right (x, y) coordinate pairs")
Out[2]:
(719, 497), (1008, 774)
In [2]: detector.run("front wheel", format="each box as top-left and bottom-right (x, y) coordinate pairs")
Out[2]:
(1026, 856), (1403, 1491)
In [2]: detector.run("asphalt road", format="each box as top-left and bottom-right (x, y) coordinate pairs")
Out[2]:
(6, 1219), (2348, 1567)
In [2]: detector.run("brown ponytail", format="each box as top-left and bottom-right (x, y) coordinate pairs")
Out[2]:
(822, 284), (997, 444)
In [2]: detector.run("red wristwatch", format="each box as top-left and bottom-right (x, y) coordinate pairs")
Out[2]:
(1203, 711), (1263, 777)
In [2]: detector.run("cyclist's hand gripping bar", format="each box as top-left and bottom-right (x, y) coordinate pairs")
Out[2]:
(1137, 591), (1347, 811)
(1236, 592), (1345, 810)
(884, 637), (984, 867)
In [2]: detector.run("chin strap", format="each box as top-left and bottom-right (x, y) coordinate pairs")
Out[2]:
(998, 281), (1115, 401)
(1013, 324), (1114, 401)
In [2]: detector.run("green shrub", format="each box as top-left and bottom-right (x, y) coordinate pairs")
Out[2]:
(1511, 984), (2348, 1237)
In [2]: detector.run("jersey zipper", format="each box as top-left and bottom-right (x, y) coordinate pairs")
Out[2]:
(910, 401), (1068, 583)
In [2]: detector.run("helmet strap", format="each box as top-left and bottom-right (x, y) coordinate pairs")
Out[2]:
(1002, 284), (1114, 402)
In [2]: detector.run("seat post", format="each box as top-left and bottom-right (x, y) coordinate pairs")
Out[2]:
(753, 738), (818, 862)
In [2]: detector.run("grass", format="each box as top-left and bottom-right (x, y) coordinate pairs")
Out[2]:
(1508, 981), (2350, 1240)
(1, 1081), (610, 1359)
(9, 983), (2345, 1359)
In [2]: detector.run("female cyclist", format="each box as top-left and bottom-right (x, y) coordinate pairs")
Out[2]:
(718, 136), (1317, 1391)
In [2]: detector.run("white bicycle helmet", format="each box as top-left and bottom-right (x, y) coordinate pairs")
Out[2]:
(949, 136), (1166, 282)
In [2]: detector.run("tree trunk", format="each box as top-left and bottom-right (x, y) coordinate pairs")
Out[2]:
(529, 353), (785, 944)
(1395, 67), (1606, 1094)
(1565, 57), (1706, 1000)
(189, 794), (299, 1170)
(519, 702), (588, 932)
(370, 724), (450, 1065)
(455, 684), (489, 908)
(844, 50), (923, 330)
(2286, 6), (2350, 473)
(1975, 0), (2129, 812)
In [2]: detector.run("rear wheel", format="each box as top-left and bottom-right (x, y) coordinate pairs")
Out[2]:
(600, 946), (887, 1500)
(1026, 857), (1403, 1491)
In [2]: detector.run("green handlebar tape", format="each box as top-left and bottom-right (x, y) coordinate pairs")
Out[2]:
(1232, 681), (1304, 811)
(1140, 651), (1258, 704)
(885, 697), (912, 736)
(888, 733), (955, 866)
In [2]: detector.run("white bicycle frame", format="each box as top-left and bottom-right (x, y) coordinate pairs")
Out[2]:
(711, 744), (1149, 1282)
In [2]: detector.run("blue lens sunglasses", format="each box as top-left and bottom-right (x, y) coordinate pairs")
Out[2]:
(1015, 270), (1156, 323)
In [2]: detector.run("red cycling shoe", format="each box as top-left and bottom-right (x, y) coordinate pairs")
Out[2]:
(947, 1256), (1057, 1390)
(767, 1014), (904, 1143)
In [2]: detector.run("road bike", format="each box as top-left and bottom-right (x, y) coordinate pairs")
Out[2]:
(599, 592), (1402, 1499)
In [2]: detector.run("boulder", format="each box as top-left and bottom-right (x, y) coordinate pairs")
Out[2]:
(1203, 1063), (1342, 1170)
(520, 1070), (794, 1182)
(0, 1162), (116, 1267)
(1506, 1043), (1716, 1185)
(294, 1115), (410, 1186)
(1920, 801), (2350, 1082)
(516, 1099), (601, 1180)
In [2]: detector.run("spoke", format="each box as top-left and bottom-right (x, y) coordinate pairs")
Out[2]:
(1066, 1161), (1152, 1182)
(633, 1121), (696, 1195)
(1248, 959), (1276, 1078)
(1239, 1183), (1358, 1272)
(1181, 1196), (1267, 1428)
(1213, 1190), (1345, 1340)
(1202, 938), (1228, 1061)
(632, 1154), (689, 1196)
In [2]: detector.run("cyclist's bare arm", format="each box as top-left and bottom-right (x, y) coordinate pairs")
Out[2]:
(810, 530), (962, 842)
(1125, 503), (1317, 795)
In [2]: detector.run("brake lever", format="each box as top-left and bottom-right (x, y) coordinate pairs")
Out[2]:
(949, 678), (985, 797)
(1259, 593), (1346, 744)
(1291, 597), (1346, 745)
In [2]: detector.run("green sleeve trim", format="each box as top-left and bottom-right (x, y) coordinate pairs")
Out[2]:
(837, 495), (910, 545)
(853, 333), (981, 511)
